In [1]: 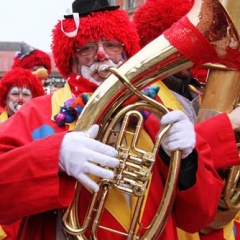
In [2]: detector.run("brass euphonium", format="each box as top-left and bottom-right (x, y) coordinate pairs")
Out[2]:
(61, 0), (240, 239)
(197, 0), (240, 231)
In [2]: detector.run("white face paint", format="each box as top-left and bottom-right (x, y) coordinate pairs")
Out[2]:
(80, 59), (123, 85)
(71, 39), (127, 85)
(6, 86), (33, 116)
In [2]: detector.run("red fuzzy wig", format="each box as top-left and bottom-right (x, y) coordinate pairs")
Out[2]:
(52, 9), (140, 78)
(0, 68), (45, 107)
(192, 66), (209, 83)
(11, 49), (52, 74)
(133, 0), (193, 48)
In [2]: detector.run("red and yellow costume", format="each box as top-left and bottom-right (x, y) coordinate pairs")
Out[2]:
(0, 77), (237, 239)
(0, 110), (8, 123)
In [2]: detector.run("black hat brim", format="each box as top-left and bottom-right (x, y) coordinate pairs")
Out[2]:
(64, 6), (120, 18)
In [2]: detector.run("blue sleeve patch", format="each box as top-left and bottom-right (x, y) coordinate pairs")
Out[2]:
(32, 124), (56, 140)
(233, 224), (237, 236)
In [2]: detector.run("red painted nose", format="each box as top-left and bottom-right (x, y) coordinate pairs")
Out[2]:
(18, 98), (24, 105)
(97, 51), (106, 60)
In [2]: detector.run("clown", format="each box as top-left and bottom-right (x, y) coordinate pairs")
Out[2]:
(0, 67), (45, 123)
(133, 0), (203, 123)
(11, 42), (52, 75)
(133, 0), (240, 239)
(51, 0), (139, 97)
(0, 0), (238, 240)
(0, 67), (45, 240)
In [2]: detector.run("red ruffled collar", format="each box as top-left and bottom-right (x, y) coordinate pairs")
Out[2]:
(66, 74), (98, 97)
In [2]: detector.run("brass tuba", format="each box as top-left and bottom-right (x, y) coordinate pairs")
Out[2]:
(61, 0), (240, 239)
(197, 0), (240, 231)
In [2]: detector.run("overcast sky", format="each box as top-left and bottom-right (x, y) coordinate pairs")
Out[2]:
(0, 0), (73, 53)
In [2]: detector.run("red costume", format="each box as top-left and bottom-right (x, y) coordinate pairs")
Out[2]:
(0, 77), (234, 240)
(0, 0), (239, 239)
(0, 68), (45, 240)
(133, 0), (240, 239)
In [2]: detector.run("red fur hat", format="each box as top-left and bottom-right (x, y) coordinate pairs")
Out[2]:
(133, 0), (209, 83)
(133, 0), (193, 48)
(0, 68), (45, 107)
(52, 3), (140, 78)
(11, 42), (52, 74)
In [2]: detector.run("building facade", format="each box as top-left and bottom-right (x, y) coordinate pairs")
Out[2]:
(0, 0), (146, 81)
(112, 0), (145, 18)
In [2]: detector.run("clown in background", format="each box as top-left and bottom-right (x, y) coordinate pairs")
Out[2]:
(0, 67), (45, 123)
(0, 67), (45, 239)
(133, 0), (240, 239)
(133, 0), (205, 121)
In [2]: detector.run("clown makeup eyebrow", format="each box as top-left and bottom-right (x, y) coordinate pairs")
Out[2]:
(9, 87), (20, 94)
(21, 88), (32, 96)
(9, 87), (32, 96)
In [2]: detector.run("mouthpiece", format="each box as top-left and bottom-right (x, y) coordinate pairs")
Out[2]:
(98, 65), (111, 78)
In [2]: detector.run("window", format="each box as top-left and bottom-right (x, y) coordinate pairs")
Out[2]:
(109, 0), (116, 5)
(126, 0), (135, 10)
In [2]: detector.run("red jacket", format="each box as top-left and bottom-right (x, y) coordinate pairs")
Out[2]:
(0, 89), (235, 239)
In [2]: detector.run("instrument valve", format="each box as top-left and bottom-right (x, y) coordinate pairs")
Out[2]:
(118, 151), (129, 159)
(142, 152), (155, 167)
(138, 169), (150, 182)
(133, 184), (145, 197)
(114, 173), (122, 181)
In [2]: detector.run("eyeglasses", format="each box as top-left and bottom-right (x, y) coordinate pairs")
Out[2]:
(75, 41), (124, 57)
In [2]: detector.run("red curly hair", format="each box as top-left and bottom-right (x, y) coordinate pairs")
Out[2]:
(52, 9), (140, 78)
(0, 68), (45, 107)
(12, 49), (52, 74)
(133, 0), (193, 48)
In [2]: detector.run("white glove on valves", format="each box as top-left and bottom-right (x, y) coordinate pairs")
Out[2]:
(59, 125), (119, 192)
(160, 110), (196, 159)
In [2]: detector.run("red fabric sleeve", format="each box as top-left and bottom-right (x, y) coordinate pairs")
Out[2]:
(0, 96), (75, 224)
(174, 133), (223, 233)
(143, 113), (223, 233)
(195, 113), (239, 169)
(1, 220), (21, 240)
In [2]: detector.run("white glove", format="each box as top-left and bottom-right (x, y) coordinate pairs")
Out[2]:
(160, 110), (196, 158)
(59, 124), (119, 192)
